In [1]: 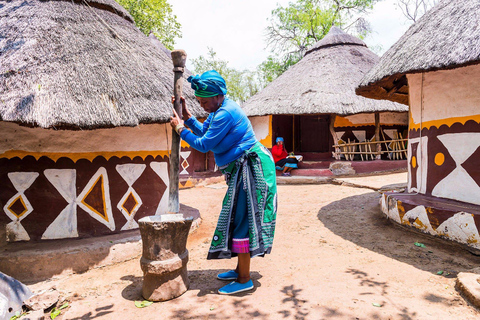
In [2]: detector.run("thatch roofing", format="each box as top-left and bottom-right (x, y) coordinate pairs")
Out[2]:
(0, 0), (204, 129)
(242, 27), (406, 117)
(356, 0), (480, 105)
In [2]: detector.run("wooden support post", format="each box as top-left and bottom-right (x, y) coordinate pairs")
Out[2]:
(168, 50), (186, 214)
(329, 115), (340, 160)
(375, 112), (381, 160)
(380, 129), (391, 160)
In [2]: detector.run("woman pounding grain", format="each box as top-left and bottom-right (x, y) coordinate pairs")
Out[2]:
(170, 70), (277, 295)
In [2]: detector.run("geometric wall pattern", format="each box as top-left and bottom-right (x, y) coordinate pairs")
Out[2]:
(380, 193), (480, 250)
(180, 151), (191, 175)
(150, 161), (169, 216)
(407, 121), (480, 206)
(116, 164), (146, 230)
(407, 136), (428, 194)
(1, 155), (169, 242)
(42, 169), (78, 239)
(432, 133), (480, 205)
(77, 167), (115, 231)
(3, 172), (39, 241)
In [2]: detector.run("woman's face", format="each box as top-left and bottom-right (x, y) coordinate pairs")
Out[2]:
(277, 140), (283, 146)
(196, 96), (223, 113)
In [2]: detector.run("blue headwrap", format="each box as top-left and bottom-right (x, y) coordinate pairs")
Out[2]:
(187, 70), (227, 97)
(276, 137), (284, 143)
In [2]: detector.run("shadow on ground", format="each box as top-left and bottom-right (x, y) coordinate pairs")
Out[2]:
(317, 192), (480, 275)
(68, 304), (114, 320)
(121, 269), (263, 301)
(0, 204), (200, 284)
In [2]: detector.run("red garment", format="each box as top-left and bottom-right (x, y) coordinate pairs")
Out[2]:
(271, 144), (288, 164)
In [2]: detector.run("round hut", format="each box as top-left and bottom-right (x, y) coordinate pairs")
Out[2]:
(0, 0), (203, 243)
(243, 27), (408, 166)
(356, 0), (480, 249)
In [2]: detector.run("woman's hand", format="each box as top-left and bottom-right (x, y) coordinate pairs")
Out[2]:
(170, 108), (184, 133)
(171, 96), (192, 120)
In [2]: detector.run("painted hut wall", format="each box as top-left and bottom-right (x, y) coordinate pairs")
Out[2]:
(334, 112), (408, 143)
(406, 64), (480, 205)
(249, 116), (273, 148)
(0, 122), (171, 242)
(334, 112), (408, 128)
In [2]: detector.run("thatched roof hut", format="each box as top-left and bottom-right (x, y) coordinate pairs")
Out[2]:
(243, 27), (408, 161)
(243, 26), (406, 117)
(358, 0), (480, 251)
(0, 0), (206, 244)
(356, 0), (480, 105)
(0, 0), (204, 129)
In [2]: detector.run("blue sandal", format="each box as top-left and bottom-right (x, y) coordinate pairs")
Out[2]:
(218, 280), (254, 295)
(217, 270), (238, 281)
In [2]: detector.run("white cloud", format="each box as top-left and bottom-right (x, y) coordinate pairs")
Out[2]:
(169, 0), (415, 71)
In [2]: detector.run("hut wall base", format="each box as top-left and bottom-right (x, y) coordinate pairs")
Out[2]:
(380, 192), (480, 253)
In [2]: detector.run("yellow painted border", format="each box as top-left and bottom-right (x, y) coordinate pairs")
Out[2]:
(8, 195), (28, 218)
(0, 150), (170, 162)
(409, 114), (480, 130)
(121, 191), (140, 216)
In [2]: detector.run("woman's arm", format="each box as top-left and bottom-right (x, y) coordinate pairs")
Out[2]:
(185, 116), (207, 136)
(180, 110), (233, 153)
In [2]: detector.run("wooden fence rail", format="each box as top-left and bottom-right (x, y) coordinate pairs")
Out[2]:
(333, 138), (408, 161)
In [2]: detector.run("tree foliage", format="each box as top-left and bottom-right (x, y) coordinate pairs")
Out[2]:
(396, 0), (438, 23)
(262, 0), (379, 83)
(115, 0), (181, 50)
(191, 48), (261, 105)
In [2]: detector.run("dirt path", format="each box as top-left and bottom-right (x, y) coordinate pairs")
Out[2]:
(30, 175), (480, 319)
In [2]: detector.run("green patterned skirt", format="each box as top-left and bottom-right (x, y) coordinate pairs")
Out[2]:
(207, 142), (277, 259)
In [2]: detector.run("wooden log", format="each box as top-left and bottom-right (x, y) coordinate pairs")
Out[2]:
(399, 132), (408, 159)
(380, 129), (391, 160)
(168, 50), (186, 214)
(375, 112), (381, 160)
(329, 115), (340, 160)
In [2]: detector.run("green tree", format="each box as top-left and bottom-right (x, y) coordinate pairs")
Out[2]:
(191, 48), (261, 104)
(115, 0), (181, 50)
(261, 0), (380, 83)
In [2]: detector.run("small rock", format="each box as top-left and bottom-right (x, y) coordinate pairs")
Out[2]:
(23, 309), (46, 320)
(329, 162), (355, 176)
(24, 287), (59, 311)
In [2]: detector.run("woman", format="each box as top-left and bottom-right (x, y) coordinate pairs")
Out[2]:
(170, 70), (277, 295)
(271, 137), (299, 176)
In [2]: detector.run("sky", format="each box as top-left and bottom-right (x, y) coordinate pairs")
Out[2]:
(169, 0), (414, 71)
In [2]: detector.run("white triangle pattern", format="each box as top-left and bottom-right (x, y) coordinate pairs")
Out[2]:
(6, 221), (30, 241)
(402, 205), (435, 234)
(433, 133), (480, 205)
(150, 162), (169, 215)
(76, 167), (115, 231)
(42, 203), (78, 239)
(7, 172), (39, 193)
(436, 212), (480, 249)
(44, 169), (76, 202)
(116, 164), (146, 187)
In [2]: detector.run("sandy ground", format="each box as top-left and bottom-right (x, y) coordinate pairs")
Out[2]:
(29, 173), (480, 320)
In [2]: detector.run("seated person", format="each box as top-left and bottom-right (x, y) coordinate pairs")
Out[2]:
(271, 137), (299, 176)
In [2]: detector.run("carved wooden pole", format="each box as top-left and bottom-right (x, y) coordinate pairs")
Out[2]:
(329, 114), (340, 160)
(375, 112), (381, 160)
(168, 50), (186, 213)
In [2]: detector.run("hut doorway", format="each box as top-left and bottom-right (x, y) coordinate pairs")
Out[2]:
(297, 115), (331, 153)
(272, 115), (332, 158)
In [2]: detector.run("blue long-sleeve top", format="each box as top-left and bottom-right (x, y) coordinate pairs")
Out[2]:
(180, 98), (257, 167)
